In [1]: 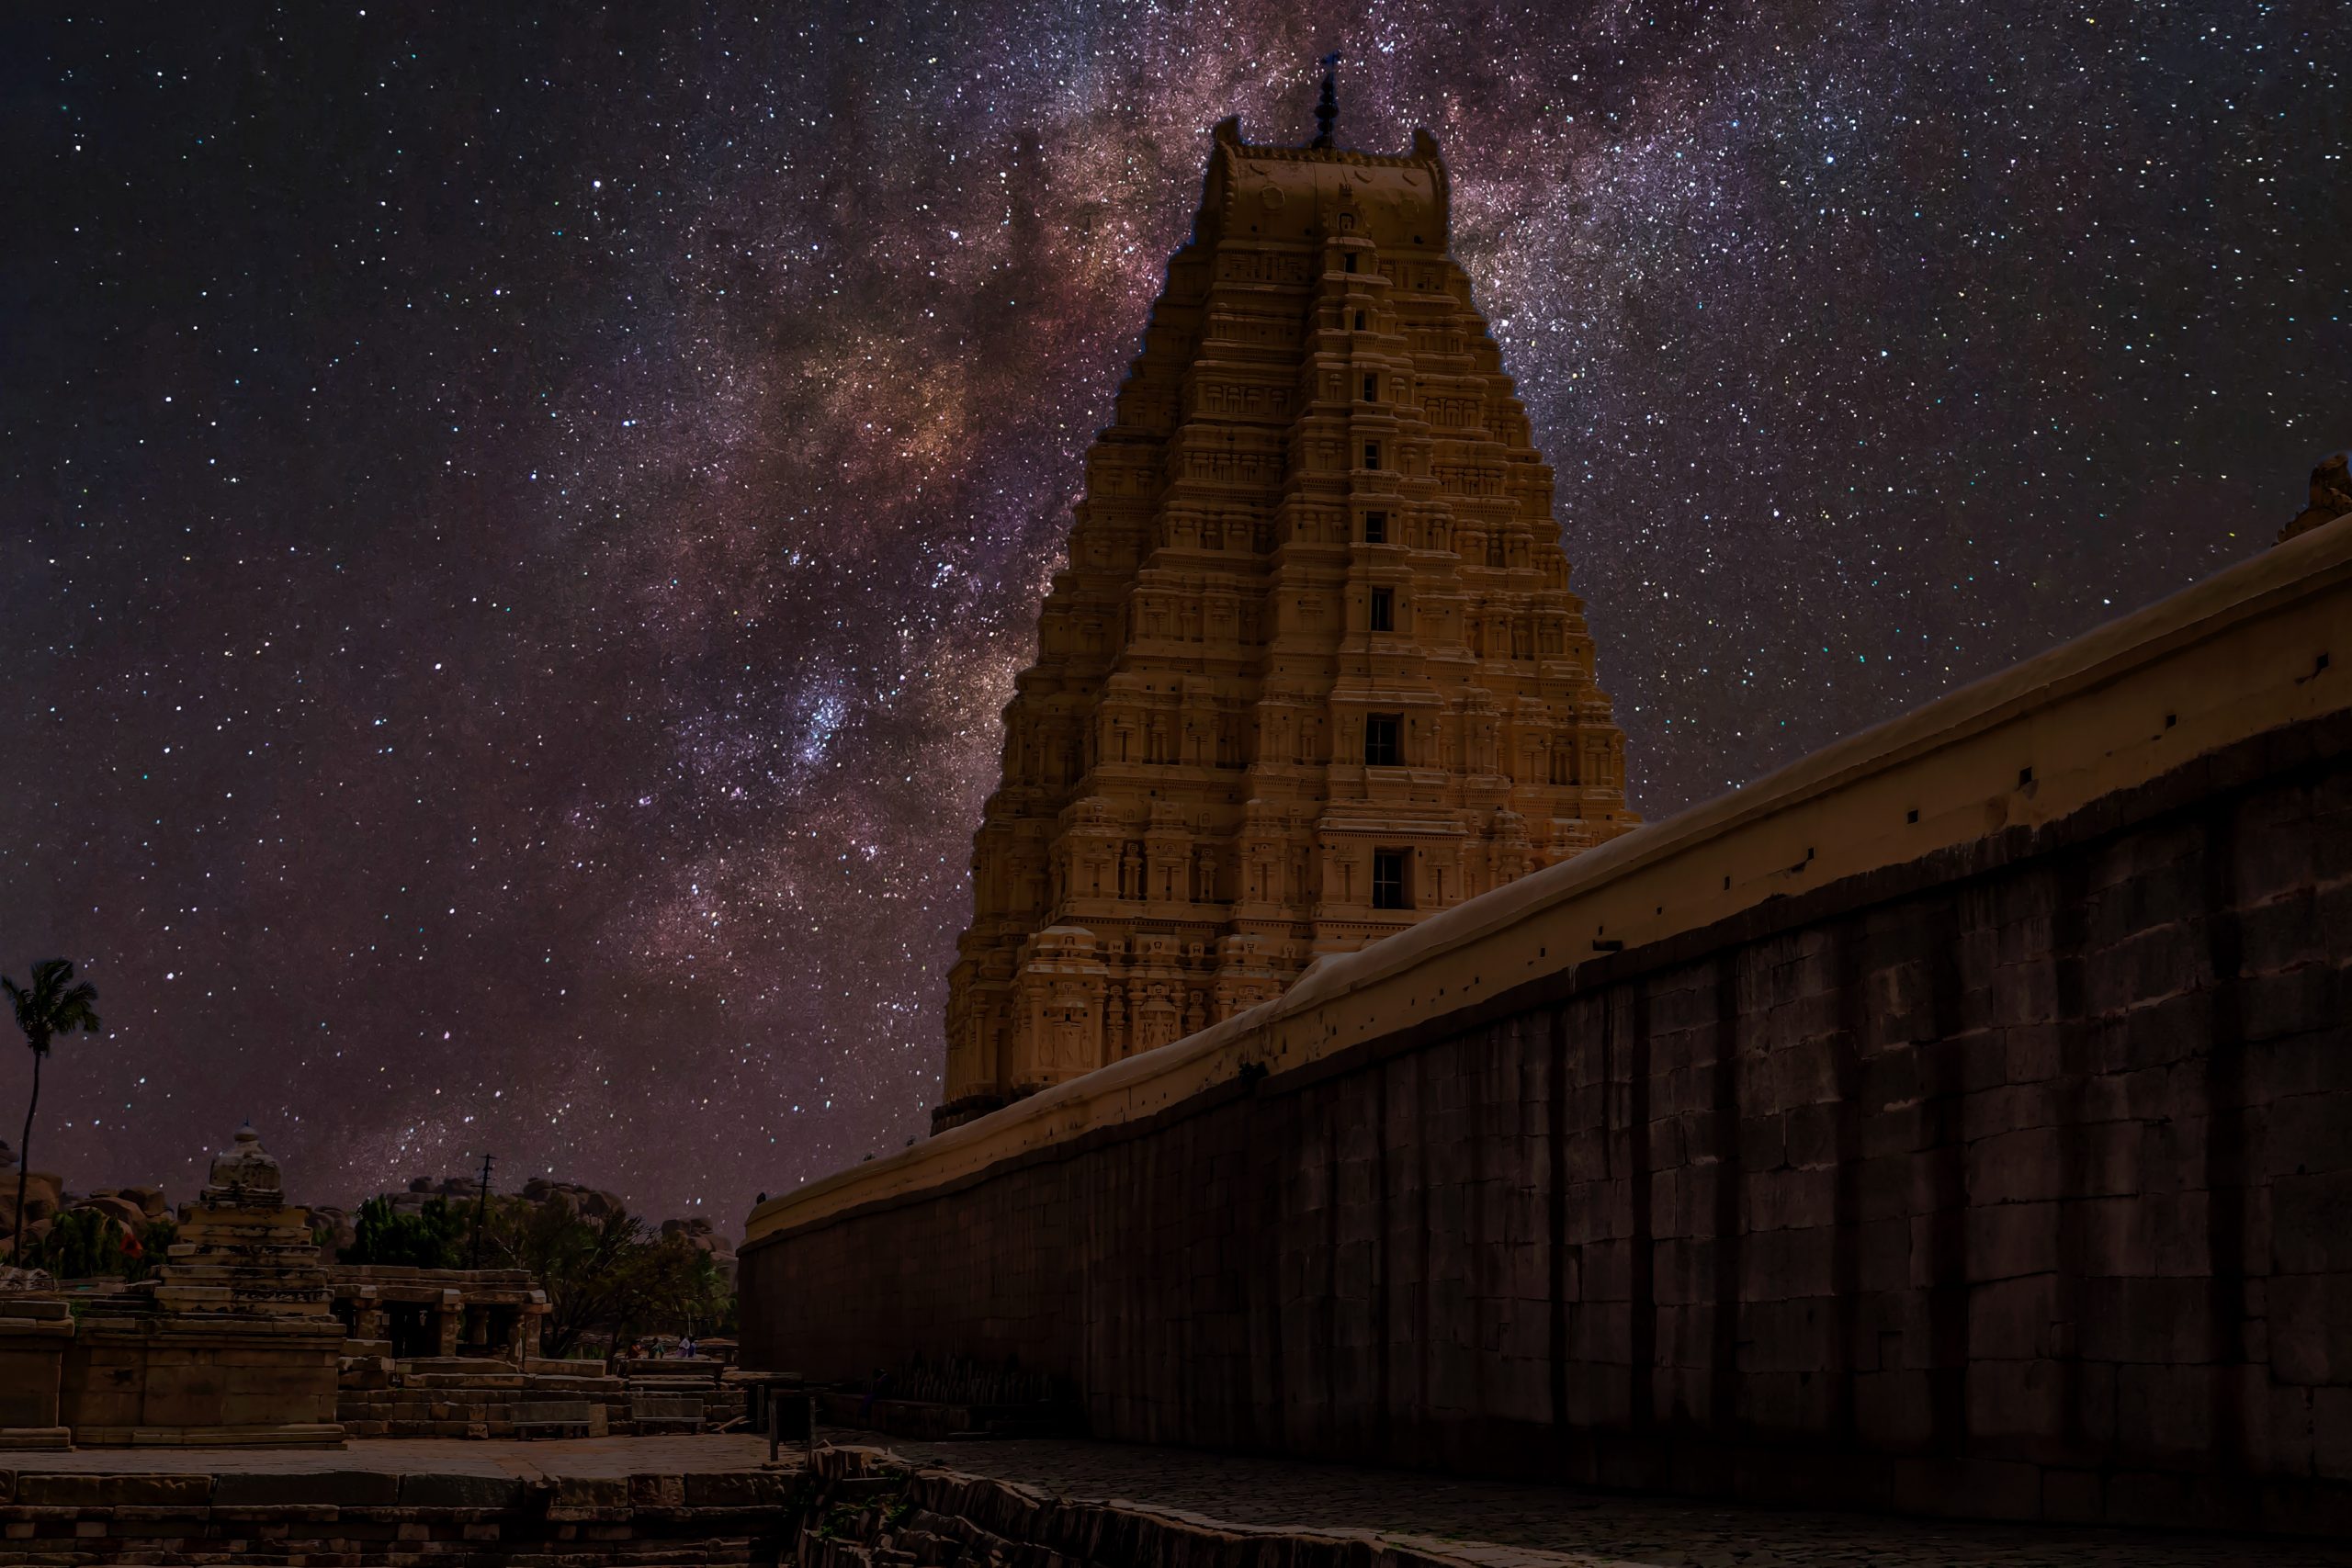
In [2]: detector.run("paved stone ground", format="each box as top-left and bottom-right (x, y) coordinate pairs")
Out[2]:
(11, 1433), (786, 1479)
(862, 1432), (2352, 1568)
(13, 1433), (2350, 1567)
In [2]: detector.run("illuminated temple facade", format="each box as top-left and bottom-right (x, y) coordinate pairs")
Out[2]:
(936, 113), (1637, 1130)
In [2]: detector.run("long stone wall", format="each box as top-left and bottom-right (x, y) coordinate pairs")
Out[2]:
(0, 1467), (799, 1565)
(741, 519), (2352, 1534)
(0, 1447), (1588, 1568)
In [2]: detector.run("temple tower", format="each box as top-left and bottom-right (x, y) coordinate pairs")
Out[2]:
(937, 110), (1637, 1130)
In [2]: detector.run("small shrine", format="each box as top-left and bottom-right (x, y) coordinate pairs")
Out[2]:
(57, 1124), (345, 1447)
(152, 1124), (335, 1319)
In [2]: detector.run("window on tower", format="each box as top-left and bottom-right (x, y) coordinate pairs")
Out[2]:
(1363, 511), (1387, 544)
(1343, 252), (1358, 273)
(1362, 372), (1377, 401)
(1372, 851), (1408, 909)
(1354, 310), (1367, 331)
(1364, 713), (1402, 767)
(1370, 587), (1394, 632)
(1363, 440), (1382, 469)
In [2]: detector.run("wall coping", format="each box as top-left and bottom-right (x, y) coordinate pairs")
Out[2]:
(745, 513), (2352, 1249)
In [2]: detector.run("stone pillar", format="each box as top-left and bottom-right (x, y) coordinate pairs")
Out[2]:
(0, 1297), (72, 1450)
(435, 1291), (461, 1358)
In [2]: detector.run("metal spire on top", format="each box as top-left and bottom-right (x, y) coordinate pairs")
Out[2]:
(1311, 52), (1341, 149)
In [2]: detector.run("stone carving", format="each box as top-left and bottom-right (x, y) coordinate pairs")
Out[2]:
(2280, 451), (2352, 544)
(937, 117), (1637, 1129)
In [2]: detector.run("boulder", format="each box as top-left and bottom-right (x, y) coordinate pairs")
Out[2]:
(0, 1173), (64, 1225)
(118, 1184), (169, 1217)
(76, 1194), (146, 1228)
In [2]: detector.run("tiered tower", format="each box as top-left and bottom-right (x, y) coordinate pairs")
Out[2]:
(937, 109), (1637, 1130)
(153, 1124), (334, 1319)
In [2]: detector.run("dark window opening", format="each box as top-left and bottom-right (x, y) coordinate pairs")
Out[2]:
(1353, 310), (1367, 330)
(1363, 511), (1387, 544)
(1370, 588), (1394, 632)
(1343, 252), (1358, 273)
(1364, 713), (1402, 767)
(1362, 372), (1378, 401)
(384, 1303), (436, 1360)
(1373, 851), (1408, 909)
(1363, 440), (1382, 469)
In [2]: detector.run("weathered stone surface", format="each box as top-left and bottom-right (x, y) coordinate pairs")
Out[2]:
(13, 1472), (209, 1507)
(746, 709), (2352, 1535)
(2278, 452), (2352, 544)
(395, 1471), (526, 1508)
(940, 119), (1636, 1127)
(212, 1468), (400, 1506)
(55, 1128), (347, 1448)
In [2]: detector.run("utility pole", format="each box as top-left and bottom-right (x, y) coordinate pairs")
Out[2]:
(470, 1151), (494, 1269)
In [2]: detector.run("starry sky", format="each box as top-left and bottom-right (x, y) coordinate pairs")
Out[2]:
(4, 2), (2345, 1229)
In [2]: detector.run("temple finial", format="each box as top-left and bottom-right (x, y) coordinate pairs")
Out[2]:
(1311, 52), (1340, 149)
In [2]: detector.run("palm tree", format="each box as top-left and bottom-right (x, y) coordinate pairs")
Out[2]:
(3, 959), (102, 1266)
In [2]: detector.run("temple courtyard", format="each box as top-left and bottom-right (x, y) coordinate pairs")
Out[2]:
(6, 1431), (2349, 1567)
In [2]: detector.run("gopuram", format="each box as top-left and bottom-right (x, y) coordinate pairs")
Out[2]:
(939, 94), (1636, 1128)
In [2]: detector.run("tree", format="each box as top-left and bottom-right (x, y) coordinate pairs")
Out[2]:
(3, 958), (101, 1264)
(487, 1198), (729, 1358)
(339, 1195), (466, 1269)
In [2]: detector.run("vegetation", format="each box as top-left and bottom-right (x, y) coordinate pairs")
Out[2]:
(485, 1196), (729, 1358)
(13, 1210), (174, 1282)
(34, 1207), (122, 1278)
(339, 1195), (467, 1269)
(326, 1188), (729, 1356)
(124, 1216), (176, 1281)
(3, 958), (102, 1264)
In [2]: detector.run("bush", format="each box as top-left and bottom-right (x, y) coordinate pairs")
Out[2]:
(122, 1216), (175, 1281)
(339, 1195), (466, 1269)
(38, 1208), (123, 1279)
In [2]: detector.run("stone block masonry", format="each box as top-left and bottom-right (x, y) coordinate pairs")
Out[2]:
(742, 517), (2352, 1534)
(942, 118), (1639, 1129)
(0, 1446), (1641, 1568)
(0, 1460), (805, 1565)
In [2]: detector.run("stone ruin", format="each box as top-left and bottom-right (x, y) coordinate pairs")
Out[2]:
(150, 1124), (334, 1319)
(1, 1125), (763, 1447)
(7, 1123), (352, 1447)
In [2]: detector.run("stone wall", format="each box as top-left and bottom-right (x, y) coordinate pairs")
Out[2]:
(0, 1447), (1573, 1568)
(60, 1315), (345, 1447)
(0, 1465), (801, 1565)
(334, 1358), (628, 1438)
(0, 1301), (69, 1449)
(745, 705), (2352, 1535)
(331, 1356), (753, 1438)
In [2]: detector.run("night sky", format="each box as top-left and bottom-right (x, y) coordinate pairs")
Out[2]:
(5, 2), (2345, 1229)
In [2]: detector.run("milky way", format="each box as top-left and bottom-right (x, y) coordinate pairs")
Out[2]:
(5, 2), (2345, 1228)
